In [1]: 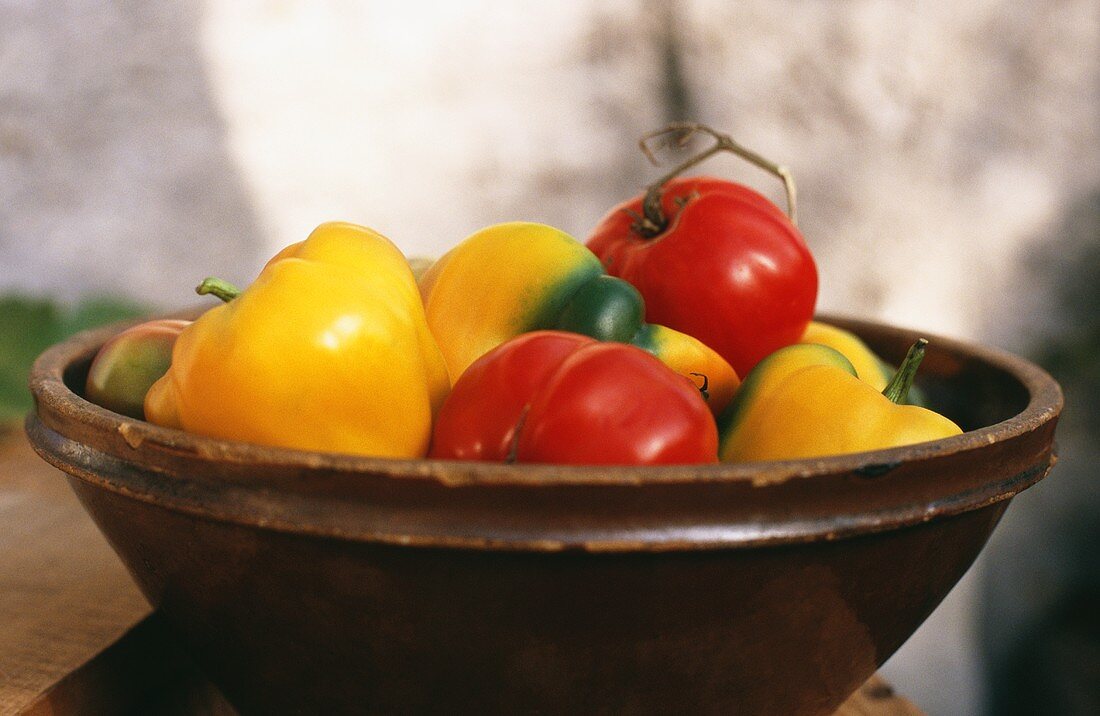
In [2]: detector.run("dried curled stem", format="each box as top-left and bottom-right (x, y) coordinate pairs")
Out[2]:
(633, 122), (798, 237)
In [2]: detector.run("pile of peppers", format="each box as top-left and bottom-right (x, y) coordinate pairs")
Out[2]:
(86, 123), (962, 466)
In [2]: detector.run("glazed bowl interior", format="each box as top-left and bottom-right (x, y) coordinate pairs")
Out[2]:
(25, 314), (1062, 715)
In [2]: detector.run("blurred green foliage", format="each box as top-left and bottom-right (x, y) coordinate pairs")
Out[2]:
(0, 295), (147, 423)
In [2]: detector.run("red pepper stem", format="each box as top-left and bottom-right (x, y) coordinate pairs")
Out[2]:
(882, 338), (929, 404)
(635, 122), (798, 238)
(196, 277), (241, 303)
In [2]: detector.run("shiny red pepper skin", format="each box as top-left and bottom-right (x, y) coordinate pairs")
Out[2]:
(429, 331), (718, 466)
(429, 331), (592, 461)
(586, 176), (818, 377)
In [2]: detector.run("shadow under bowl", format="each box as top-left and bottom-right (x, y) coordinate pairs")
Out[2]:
(25, 315), (1062, 715)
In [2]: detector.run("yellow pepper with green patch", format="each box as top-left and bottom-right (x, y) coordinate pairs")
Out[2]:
(800, 321), (892, 390)
(144, 221), (450, 458)
(800, 320), (927, 405)
(419, 221), (739, 412)
(718, 339), (961, 462)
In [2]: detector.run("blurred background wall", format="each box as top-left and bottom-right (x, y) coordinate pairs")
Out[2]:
(2, 1), (1097, 713)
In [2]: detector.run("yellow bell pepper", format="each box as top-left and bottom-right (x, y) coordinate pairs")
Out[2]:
(144, 221), (450, 458)
(800, 320), (927, 405)
(799, 321), (891, 390)
(718, 339), (961, 462)
(419, 221), (740, 412)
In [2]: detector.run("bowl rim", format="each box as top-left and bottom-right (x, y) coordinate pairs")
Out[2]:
(26, 312), (1064, 550)
(28, 312), (1063, 484)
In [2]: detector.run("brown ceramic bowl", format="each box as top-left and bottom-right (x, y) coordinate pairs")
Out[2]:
(26, 315), (1061, 716)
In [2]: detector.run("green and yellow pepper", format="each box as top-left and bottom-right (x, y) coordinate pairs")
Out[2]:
(800, 320), (926, 405)
(799, 321), (891, 390)
(418, 221), (740, 412)
(86, 318), (189, 419)
(144, 221), (450, 458)
(718, 339), (961, 462)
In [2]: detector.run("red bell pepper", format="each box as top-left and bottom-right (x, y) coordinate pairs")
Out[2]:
(586, 123), (818, 377)
(429, 331), (718, 465)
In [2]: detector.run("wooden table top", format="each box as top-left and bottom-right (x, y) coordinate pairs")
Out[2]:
(0, 426), (924, 715)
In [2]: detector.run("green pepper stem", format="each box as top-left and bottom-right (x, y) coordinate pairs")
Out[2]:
(634, 122), (798, 237)
(195, 277), (241, 303)
(882, 338), (929, 404)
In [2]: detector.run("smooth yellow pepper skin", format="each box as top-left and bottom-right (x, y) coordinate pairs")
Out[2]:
(419, 221), (739, 411)
(144, 222), (450, 458)
(632, 324), (740, 411)
(419, 222), (603, 382)
(799, 321), (891, 390)
(800, 320), (927, 405)
(718, 342), (961, 462)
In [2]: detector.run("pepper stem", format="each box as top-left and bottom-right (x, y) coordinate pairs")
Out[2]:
(882, 339), (929, 404)
(196, 277), (241, 303)
(634, 122), (798, 237)
(689, 372), (710, 402)
(505, 406), (529, 464)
